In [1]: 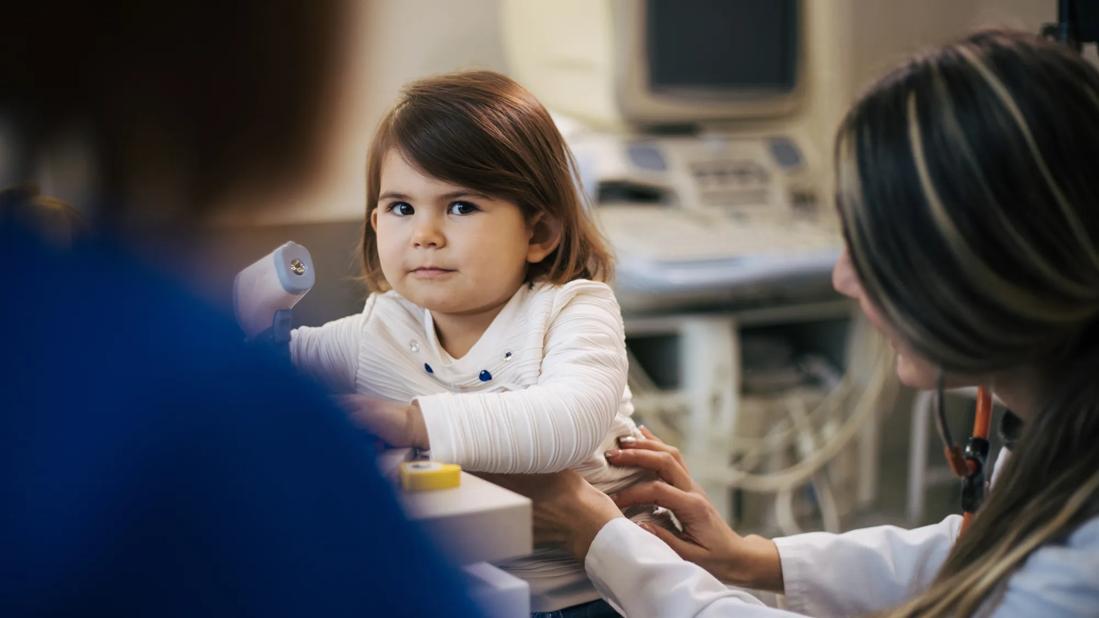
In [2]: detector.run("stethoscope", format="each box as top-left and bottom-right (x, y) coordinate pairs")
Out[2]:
(933, 376), (993, 535)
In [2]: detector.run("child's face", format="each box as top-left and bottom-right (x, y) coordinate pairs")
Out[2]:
(372, 148), (552, 318)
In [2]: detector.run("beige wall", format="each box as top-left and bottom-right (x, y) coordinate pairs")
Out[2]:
(360, 0), (509, 128)
(215, 0), (509, 226)
(850, 0), (1054, 94)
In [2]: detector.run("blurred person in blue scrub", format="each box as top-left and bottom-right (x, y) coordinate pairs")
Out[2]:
(0, 2), (480, 616)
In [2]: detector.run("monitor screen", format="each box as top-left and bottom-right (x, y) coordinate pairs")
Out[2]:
(646, 0), (799, 95)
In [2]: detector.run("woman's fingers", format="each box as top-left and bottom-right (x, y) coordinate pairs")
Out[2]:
(617, 432), (687, 468)
(612, 480), (705, 515)
(638, 522), (706, 563)
(635, 426), (678, 460)
(606, 448), (693, 491)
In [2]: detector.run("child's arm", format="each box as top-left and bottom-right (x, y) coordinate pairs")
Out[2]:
(288, 295), (376, 393)
(416, 282), (628, 473)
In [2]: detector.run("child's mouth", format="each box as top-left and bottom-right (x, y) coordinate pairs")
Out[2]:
(411, 267), (456, 279)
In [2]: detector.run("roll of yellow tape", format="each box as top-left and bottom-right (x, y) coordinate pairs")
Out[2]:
(399, 461), (462, 492)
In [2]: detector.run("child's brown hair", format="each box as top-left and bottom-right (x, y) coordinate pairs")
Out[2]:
(360, 70), (612, 291)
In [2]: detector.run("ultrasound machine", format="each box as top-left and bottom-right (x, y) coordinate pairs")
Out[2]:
(503, 0), (847, 313)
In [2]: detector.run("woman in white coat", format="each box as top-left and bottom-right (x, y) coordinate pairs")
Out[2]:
(489, 30), (1099, 617)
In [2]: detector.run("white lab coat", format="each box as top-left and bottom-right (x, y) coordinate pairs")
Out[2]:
(584, 452), (1099, 617)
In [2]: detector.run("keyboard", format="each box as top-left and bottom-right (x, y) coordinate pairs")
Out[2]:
(596, 203), (842, 304)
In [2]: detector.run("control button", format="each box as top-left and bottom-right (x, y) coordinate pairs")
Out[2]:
(627, 143), (668, 171)
(768, 137), (803, 170)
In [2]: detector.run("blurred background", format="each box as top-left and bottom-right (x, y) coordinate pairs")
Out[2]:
(146, 0), (1069, 536)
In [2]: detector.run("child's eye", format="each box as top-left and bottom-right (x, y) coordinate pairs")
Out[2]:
(386, 202), (414, 216)
(448, 201), (479, 216)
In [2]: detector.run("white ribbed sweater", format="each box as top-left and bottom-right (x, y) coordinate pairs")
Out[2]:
(289, 279), (647, 611)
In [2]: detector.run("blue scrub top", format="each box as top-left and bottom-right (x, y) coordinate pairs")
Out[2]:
(0, 224), (481, 616)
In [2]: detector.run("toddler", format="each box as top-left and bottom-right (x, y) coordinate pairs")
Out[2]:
(290, 71), (652, 616)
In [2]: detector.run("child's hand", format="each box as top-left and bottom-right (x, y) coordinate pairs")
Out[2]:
(335, 395), (430, 449)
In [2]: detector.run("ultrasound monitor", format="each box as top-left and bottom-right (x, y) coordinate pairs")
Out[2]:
(502, 0), (806, 127)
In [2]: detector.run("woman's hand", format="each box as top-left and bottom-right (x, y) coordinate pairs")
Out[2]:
(335, 395), (429, 449)
(479, 470), (624, 561)
(608, 427), (784, 592)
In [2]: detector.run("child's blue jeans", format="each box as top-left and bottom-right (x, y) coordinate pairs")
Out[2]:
(531, 598), (619, 617)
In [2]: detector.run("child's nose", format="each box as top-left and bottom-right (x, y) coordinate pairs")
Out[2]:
(411, 217), (445, 248)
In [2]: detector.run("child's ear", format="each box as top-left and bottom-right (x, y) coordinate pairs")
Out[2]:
(526, 213), (562, 264)
(370, 208), (379, 232)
